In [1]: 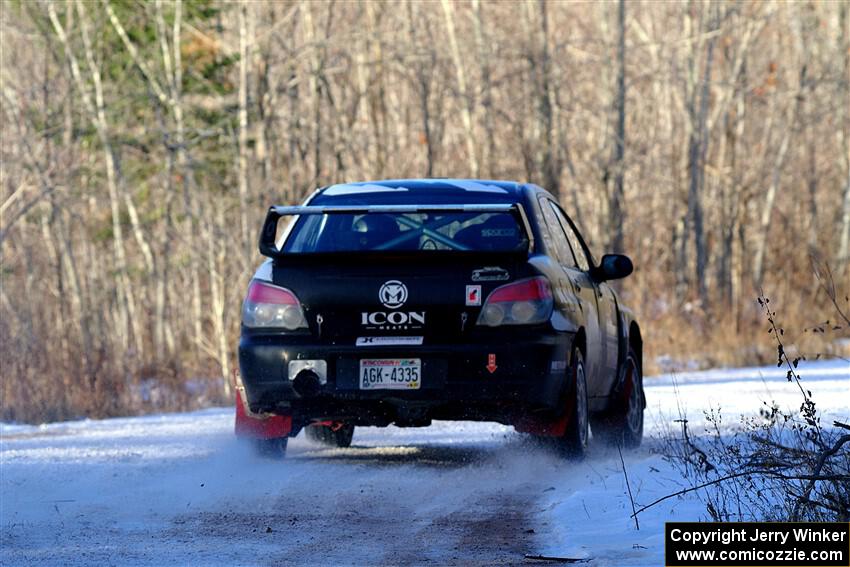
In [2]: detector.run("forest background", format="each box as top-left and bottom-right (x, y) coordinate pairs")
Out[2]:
(1, 0), (848, 422)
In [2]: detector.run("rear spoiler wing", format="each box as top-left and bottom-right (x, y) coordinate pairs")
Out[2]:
(258, 203), (534, 258)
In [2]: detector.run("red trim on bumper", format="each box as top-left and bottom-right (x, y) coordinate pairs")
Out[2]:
(234, 389), (292, 439)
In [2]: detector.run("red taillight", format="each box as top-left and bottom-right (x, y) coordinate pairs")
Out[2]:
(485, 277), (553, 303)
(477, 277), (553, 327)
(246, 280), (299, 304)
(242, 280), (307, 330)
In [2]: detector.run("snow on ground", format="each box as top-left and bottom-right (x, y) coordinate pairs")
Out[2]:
(1, 360), (847, 566)
(538, 358), (849, 565)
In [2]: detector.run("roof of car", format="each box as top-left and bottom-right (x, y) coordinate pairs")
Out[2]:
(318, 178), (531, 198)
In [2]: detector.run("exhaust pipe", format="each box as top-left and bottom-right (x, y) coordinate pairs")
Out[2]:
(292, 369), (322, 398)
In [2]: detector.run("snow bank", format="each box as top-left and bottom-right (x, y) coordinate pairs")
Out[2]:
(538, 359), (848, 565)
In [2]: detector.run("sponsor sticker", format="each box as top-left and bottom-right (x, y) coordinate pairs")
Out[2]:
(361, 311), (426, 330)
(379, 280), (408, 309)
(472, 267), (510, 282)
(486, 353), (498, 374)
(466, 285), (482, 306)
(356, 336), (424, 347)
(481, 228), (516, 237)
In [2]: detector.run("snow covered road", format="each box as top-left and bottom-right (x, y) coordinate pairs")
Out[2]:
(1, 360), (847, 566)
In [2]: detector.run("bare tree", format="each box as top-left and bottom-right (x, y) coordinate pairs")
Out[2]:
(2, 0), (848, 421)
(838, 2), (850, 275)
(441, 0), (479, 177)
(608, 0), (626, 254)
(238, 0), (251, 253)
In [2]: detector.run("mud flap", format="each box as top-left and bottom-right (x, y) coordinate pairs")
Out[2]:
(234, 383), (292, 440)
(513, 406), (572, 437)
(513, 350), (577, 438)
(514, 378), (575, 437)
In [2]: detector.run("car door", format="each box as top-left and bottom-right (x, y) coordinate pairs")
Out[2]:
(551, 204), (621, 394)
(538, 198), (606, 391)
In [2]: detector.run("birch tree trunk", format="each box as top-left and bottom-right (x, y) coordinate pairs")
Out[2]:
(536, 0), (561, 200)
(752, 13), (806, 289)
(49, 1), (136, 356)
(472, 0), (495, 177)
(441, 0), (479, 176)
(838, 2), (850, 274)
(407, 1), (437, 177)
(238, 0), (251, 254)
(685, 0), (719, 305)
(609, 0), (626, 254)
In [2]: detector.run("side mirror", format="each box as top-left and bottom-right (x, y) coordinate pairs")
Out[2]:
(594, 254), (633, 282)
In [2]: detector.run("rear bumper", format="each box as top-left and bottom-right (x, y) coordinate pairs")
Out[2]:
(238, 330), (574, 427)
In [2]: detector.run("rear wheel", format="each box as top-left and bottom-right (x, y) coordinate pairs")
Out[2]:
(554, 348), (590, 458)
(253, 437), (288, 459)
(592, 347), (644, 448)
(305, 423), (355, 448)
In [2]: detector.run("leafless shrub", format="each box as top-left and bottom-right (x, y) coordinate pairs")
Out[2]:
(654, 293), (849, 522)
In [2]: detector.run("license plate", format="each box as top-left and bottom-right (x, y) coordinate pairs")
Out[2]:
(359, 359), (421, 390)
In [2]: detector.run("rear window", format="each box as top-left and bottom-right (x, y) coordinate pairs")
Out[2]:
(282, 212), (528, 253)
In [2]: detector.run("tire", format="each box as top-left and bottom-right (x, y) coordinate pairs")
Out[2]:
(592, 347), (644, 449)
(253, 437), (288, 459)
(554, 348), (590, 459)
(305, 423), (354, 448)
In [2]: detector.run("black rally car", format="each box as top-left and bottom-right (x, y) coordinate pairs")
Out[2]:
(235, 179), (644, 458)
